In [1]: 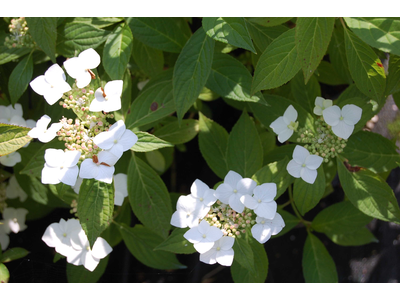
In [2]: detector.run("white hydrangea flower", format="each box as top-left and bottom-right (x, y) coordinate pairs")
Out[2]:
(68, 229), (112, 272)
(189, 179), (217, 214)
(322, 104), (362, 139)
(286, 145), (323, 184)
(251, 213), (285, 244)
(0, 103), (24, 125)
(30, 64), (72, 105)
(72, 176), (83, 194)
(313, 96), (333, 116)
(93, 120), (138, 159)
(63, 48), (101, 89)
(199, 236), (235, 267)
(28, 114), (62, 143)
(89, 80), (123, 113)
(1, 207), (28, 234)
(183, 219), (224, 253)
(214, 170), (257, 213)
(0, 151), (21, 167)
(269, 105), (298, 143)
(42, 218), (81, 257)
(6, 175), (27, 202)
(0, 223), (10, 251)
(42, 149), (81, 186)
(78, 151), (119, 184)
(114, 173), (128, 206)
(240, 183), (278, 219)
(170, 195), (208, 228)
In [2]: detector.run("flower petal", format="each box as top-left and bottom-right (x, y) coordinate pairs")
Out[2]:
(254, 183), (277, 201)
(95, 165), (115, 184)
(322, 105), (341, 127)
(79, 48), (101, 69)
(93, 130), (115, 150)
(304, 154), (323, 170)
(62, 150), (81, 167)
(269, 116), (287, 135)
(332, 121), (354, 139)
(199, 248), (217, 265)
(91, 237), (112, 259)
(194, 241), (215, 254)
(300, 167), (318, 184)
(223, 170), (242, 188)
(342, 104), (362, 126)
(286, 159), (302, 178)
(237, 178), (257, 194)
(229, 194), (245, 213)
(216, 248), (234, 266)
(283, 105), (298, 123)
(190, 179), (208, 198)
(277, 128), (293, 143)
(59, 165), (79, 186)
(41, 165), (61, 184)
(251, 223), (272, 244)
(292, 145), (310, 164)
(214, 183), (233, 204)
(79, 159), (99, 179)
(240, 194), (258, 210)
(183, 227), (203, 243)
(270, 213), (285, 235)
(118, 130), (138, 151)
(44, 149), (63, 167)
(254, 201), (277, 220)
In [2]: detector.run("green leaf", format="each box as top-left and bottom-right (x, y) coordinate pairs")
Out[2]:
(325, 227), (378, 246)
(231, 238), (268, 283)
(252, 157), (292, 199)
(0, 263), (9, 283)
(293, 167), (326, 215)
(328, 22), (353, 84)
(119, 223), (186, 269)
(247, 17), (293, 27)
(316, 60), (349, 86)
(8, 52), (33, 105)
(173, 28), (215, 121)
(125, 69), (175, 129)
(25, 17), (57, 62)
(77, 179), (114, 248)
(344, 17), (400, 56)
(246, 21), (289, 53)
(227, 111), (263, 178)
(132, 39), (164, 77)
(274, 209), (300, 238)
(103, 22), (133, 80)
(153, 119), (199, 145)
(337, 155), (400, 224)
(206, 53), (267, 104)
(48, 183), (78, 206)
(0, 123), (32, 156)
(71, 17), (123, 29)
(198, 112), (229, 179)
(0, 47), (30, 65)
(232, 236), (255, 273)
(312, 201), (373, 233)
(56, 22), (109, 57)
(262, 144), (296, 165)
(386, 54), (400, 95)
(130, 131), (173, 152)
(252, 28), (301, 93)
(295, 17), (335, 83)
(302, 232), (338, 283)
(126, 17), (189, 53)
(1, 247), (29, 263)
(202, 17), (256, 53)
(127, 153), (172, 239)
(343, 26), (386, 102)
(154, 228), (196, 254)
(290, 71), (321, 114)
(342, 131), (400, 173)
(67, 256), (109, 283)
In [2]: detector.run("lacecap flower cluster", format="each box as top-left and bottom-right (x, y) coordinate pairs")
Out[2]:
(270, 97), (362, 184)
(171, 170), (285, 267)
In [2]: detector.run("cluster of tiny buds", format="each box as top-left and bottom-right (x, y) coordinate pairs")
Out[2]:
(4, 17), (35, 49)
(204, 201), (255, 238)
(70, 199), (78, 217)
(297, 117), (347, 163)
(57, 117), (105, 161)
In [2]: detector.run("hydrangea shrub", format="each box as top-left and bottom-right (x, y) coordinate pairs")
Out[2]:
(0, 16), (399, 283)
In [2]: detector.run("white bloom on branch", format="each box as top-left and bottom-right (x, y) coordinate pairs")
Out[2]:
(189, 179), (217, 212)
(199, 236), (235, 267)
(251, 213), (285, 244)
(214, 170), (257, 213)
(270, 105), (298, 143)
(0, 151), (21, 167)
(30, 64), (72, 105)
(170, 195), (208, 228)
(63, 48), (101, 88)
(286, 145), (323, 184)
(240, 182), (277, 219)
(42, 149), (81, 186)
(28, 114), (62, 143)
(42, 218), (81, 257)
(93, 120), (138, 159)
(183, 219), (223, 253)
(1, 207), (28, 234)
(68, 228), (112, 272)
(313, 96), (332, 116)
(6, 175), (27, 202)
(89, 80), (123, 113)
(322, 104), (362, 139)
(0, 103), (25, 125)
(78, 151), (119, 184)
